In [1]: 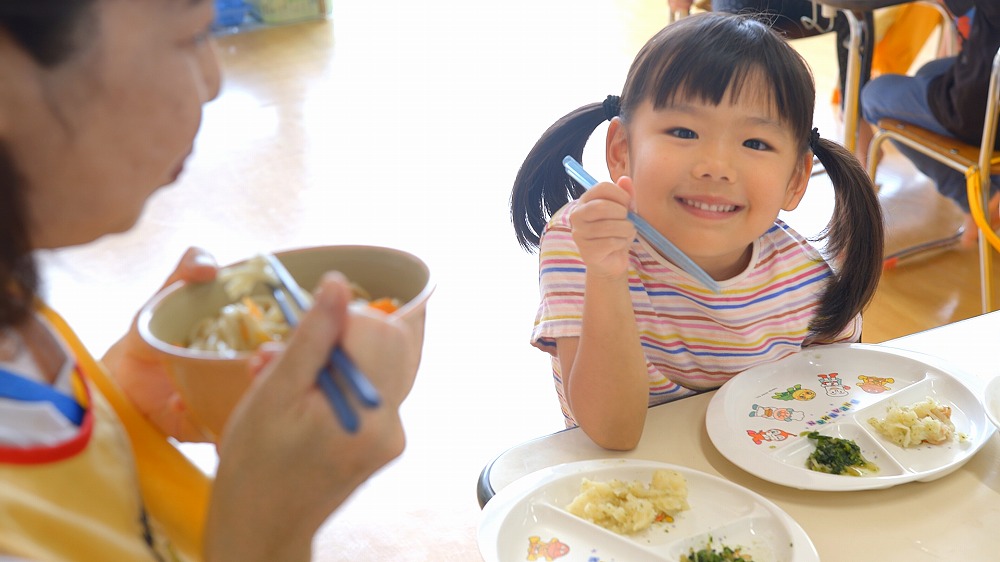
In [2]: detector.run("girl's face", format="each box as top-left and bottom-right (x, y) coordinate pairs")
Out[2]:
(4, 0), (221, 249)
(607, 84), (811, 280)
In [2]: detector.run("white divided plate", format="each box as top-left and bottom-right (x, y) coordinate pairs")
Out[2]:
(985, 376), (1000, 429)
(478, 459), (818, 562)
(706, 344), (995, 491)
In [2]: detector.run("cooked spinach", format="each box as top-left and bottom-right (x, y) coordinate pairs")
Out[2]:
(802, 431), (878, 476)
(681, 545), (751, 561)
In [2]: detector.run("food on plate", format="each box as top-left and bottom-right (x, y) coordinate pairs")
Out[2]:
(867, 397), (956, 447)
(565, 469), (689, 535)
(681, 541), (752, 561)
(186, 256), (400, 352)
(801, 431), (879, 476)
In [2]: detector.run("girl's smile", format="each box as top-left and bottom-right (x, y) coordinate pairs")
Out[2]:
(676, 196), (742, 217)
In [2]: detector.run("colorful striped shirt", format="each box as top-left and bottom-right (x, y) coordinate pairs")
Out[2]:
(531, 201), (861, 427)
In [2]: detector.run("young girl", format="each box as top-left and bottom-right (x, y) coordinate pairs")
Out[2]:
(511, 13), (883, 450)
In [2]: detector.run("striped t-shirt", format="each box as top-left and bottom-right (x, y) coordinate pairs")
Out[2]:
(531, 201), (861, 427)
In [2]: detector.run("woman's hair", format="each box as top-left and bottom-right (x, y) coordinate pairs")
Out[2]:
(0, 1), (96, 327)
(510, 12), (883, 342)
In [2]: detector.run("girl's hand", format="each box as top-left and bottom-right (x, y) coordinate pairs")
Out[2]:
(570, 176), (637, 279)
(102, 247), (218, 442)
(205, 273), (419, 562)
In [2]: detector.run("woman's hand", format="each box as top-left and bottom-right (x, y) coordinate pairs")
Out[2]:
(570, 176), (637, 279)
(102, 247), (218, 442)
(204, 272), (419, 562)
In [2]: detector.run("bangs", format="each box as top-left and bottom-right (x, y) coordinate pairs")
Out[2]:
(621, 13), (815, 144)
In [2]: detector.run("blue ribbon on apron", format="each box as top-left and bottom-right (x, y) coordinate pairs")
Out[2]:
(0, 367), (85, 426)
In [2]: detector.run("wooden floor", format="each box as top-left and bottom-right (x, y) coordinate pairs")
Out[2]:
(35, 1), (997, 559)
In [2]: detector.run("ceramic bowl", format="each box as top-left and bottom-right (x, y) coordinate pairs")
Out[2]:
(137, 245), (434, 439)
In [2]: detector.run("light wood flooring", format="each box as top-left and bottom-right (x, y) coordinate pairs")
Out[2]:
(36, 1), (996, 559)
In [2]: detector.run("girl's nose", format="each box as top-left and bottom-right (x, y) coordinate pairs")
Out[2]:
(690, 143), (734, 182)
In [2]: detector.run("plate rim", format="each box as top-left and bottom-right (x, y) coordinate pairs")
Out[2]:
(477, 458), (818, 562)
(705, 343), (996, 492)
(984, 376), (1000, 430)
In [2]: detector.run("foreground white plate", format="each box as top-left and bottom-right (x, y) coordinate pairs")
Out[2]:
(478, 459), (818, 562)
(706, 344), (994, 491)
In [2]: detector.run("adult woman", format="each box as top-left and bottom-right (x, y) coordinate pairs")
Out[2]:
(0, 1), (420, 560)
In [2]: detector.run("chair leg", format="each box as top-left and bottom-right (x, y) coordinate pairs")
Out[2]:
(966, 165), (1000, 312)
(866, 129), (890, 190)
(979, 234), (995, 312)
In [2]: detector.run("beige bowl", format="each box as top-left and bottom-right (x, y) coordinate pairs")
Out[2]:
(137, 245), (434, 440)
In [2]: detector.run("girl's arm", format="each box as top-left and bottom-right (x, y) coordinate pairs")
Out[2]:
(556, 275), (648, 450)
(558, 178), (650, 450)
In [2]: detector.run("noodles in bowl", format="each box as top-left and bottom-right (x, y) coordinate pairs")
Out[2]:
(184, 255), (402, 354)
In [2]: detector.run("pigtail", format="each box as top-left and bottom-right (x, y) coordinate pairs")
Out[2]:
(809, 138), (884, 341)
(511, 103), (607, 252)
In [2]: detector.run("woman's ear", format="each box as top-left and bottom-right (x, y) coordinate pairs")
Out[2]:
(781, 151), (813, 212)
(605, 117), (630, 181)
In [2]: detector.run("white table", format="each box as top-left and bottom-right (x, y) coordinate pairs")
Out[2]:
(478, 311), (1000, 560)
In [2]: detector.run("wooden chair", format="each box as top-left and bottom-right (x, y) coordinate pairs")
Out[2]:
(866, 47), (1000, 313)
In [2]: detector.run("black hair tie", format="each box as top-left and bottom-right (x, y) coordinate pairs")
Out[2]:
(809, 127), (821, 153)
(603, 95), (621, 122)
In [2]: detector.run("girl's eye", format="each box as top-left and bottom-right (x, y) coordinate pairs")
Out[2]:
(743, 139), (771, 151)
(668, 128), (698, 140)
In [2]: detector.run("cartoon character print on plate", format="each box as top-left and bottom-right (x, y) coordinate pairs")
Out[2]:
(857, 375), (894, 394)
(747, 428), (796, 445)
(526, 536), (569, 561)
(748, 404), (805, 422)
(738, 369), (875, 451)
(772, 384), (817, 401)
(817, 373), (851, 397)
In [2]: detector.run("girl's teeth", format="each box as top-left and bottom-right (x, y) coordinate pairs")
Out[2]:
(683, 198), (736, 212)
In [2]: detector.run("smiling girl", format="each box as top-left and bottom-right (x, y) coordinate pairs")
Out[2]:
(511, 13), (883, 450)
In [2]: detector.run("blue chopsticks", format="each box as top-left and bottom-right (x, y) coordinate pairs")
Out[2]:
(264, 254), (381, 432)
(562, 156), (722, 293)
